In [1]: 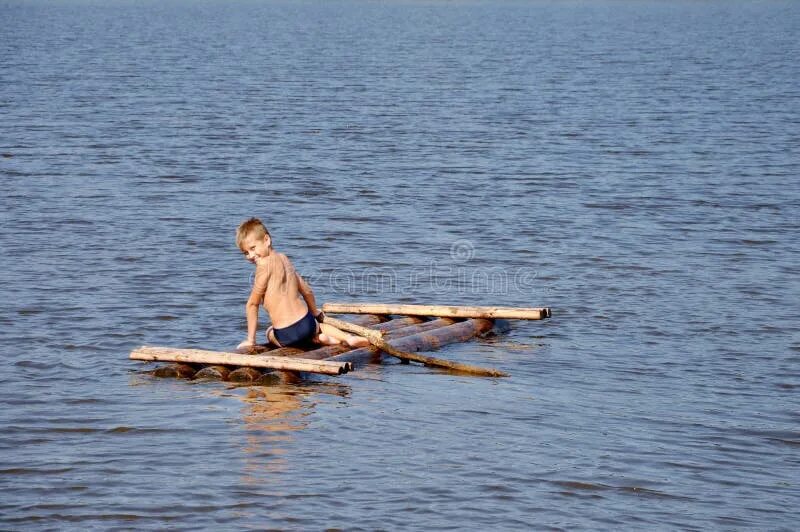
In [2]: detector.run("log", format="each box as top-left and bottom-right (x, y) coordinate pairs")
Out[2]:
(130, 346), (352, 376)
(236, 344), (272, 355)
(340, 314), (387, 326)
(228, 367), (264, 383)
(386, 318), (456, 338)
(323, 316), (386, 342)
(322, 302), (551, 320)
(328, 318), (508, 377)
(375, 318), (495, 352)
(194, 365), (231, 380)
(152, 363), (198, 378)
(373, 316), (424, 331)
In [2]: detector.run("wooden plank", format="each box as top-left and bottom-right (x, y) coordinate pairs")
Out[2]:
(323, 316), (386, 342)
(130, 346), (352, 376)
(322, 302), (551, 320)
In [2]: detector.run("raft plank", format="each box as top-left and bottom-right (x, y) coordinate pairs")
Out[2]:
(130, 346), (351, 376)
(322, 302), (551, 320)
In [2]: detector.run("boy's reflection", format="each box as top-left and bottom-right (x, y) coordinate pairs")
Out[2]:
(238, 382), (350, 482)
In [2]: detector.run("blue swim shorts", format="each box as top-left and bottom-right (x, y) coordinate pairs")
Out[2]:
(272, 311), (319, 347)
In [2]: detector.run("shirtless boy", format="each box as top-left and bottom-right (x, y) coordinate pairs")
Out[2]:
(235, 218), (369, 350)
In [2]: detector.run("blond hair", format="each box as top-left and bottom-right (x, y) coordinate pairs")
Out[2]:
(236, 217), (270, 249)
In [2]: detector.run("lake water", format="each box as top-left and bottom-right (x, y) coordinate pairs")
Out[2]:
(2, 0), (799, 529)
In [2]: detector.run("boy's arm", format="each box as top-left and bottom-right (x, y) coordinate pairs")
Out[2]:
(282, 254), (323, 320)
(242, 266), (269, 345)
(296, 272), (321, 319)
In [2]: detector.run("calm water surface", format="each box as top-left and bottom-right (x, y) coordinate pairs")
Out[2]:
(2, 0), (799, 529)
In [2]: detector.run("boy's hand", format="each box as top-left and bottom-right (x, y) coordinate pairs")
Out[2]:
(237, 338), (255, 350)
(314, 310), (325, 323)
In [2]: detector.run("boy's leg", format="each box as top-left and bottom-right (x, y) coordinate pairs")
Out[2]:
(316, 333), (341, 346)
(312, 322), (342, 346)
(266, 327), (283, 347)
(319, 323), (369, 347)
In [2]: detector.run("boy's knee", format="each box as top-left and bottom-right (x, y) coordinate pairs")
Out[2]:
(318, 334), (340, 345)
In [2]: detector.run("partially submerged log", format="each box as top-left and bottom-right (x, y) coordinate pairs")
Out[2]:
(322, 302), (551, 320)
(344, 314), (388, 327)
(194, 365), (231, 380)
(386, 318), (456, 337)
(228, 366), (264, 383)
(323, 315), (506, 377)
(236, 344), (272, 355)
(374, 316), (425, 331)
(323, 316), (386, 342)
(327, 318), (508, 377)
(374, 318), (495, 353)
(130, 346), (352, 376)
(152, 363), (198, 378)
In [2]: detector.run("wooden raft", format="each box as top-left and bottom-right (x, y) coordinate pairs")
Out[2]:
(130, 303), (551, 382)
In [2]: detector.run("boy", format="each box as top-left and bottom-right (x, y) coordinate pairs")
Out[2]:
(235, 218), (369, 350)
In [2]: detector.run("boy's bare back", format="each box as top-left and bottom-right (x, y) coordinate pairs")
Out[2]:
(251, 252), (308, 328)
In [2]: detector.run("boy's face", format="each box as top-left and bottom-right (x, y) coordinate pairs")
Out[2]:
(240, 233), (271, 264)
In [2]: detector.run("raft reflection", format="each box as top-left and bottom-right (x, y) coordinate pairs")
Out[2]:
(237, 382), (350, 484)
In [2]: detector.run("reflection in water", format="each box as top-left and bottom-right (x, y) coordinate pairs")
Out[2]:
(236, 382), (350, 485)
(129, 371), (351, 488)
